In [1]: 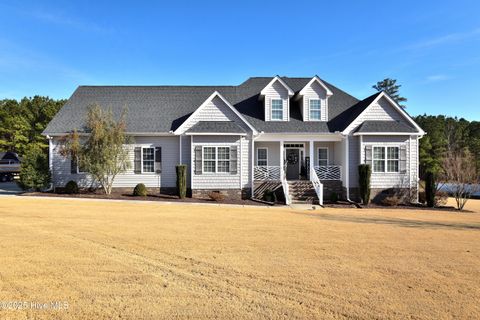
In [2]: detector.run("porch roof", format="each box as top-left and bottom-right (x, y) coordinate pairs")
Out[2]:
(354, 120), (418, 134)
(185, 121), (247, 134)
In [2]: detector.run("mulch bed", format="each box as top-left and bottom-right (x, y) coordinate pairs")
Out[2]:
(21, 190), (270, 206)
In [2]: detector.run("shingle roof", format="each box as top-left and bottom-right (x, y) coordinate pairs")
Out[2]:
(43, 77), (383, 135)
(186, 121), (247, 134)
(354, 120), (417, 133)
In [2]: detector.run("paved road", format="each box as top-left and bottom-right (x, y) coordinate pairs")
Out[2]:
(0, 181), (23, 195)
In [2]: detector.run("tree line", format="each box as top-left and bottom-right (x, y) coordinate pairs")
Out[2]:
(0, 96), (66, 155)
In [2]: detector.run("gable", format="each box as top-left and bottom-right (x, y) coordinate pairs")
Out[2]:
(175, 94), (253, 134)
(343, 94), (423, 135)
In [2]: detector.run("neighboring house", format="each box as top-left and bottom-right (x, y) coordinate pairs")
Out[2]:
(43, 76), (424, 204)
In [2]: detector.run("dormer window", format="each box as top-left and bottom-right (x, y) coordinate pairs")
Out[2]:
(271, 99), (283, 120)
(309, 99), (321, 120)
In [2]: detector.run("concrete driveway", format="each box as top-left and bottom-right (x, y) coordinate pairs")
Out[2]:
(0, 181), (23, 195)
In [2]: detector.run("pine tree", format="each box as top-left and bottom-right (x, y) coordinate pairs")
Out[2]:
(372, 78), (407, 108)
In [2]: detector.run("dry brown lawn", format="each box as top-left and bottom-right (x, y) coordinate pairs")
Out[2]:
(0, 197), (479, 319)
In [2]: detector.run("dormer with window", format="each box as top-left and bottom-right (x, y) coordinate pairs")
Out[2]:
(260, 76), (294, 121)
(297, 76), (333, 122)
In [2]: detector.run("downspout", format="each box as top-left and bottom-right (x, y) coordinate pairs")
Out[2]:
(44, 135), (54, 192)
(344, 134), (351, 202)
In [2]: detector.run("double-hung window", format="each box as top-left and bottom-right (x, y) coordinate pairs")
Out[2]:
(142, 147), (155, 173)
(271, 99), (283, 120)
(257, 148), (268, 166)
(372, 146), (400, 173)
(203, 146), (230, 173)
(309, 99), (321, 120)
(387, 147), (400, 172)
(318, 148), (328, 166)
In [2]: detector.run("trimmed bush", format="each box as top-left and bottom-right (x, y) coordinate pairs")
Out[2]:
(133, 183), (147, 197)
(425, 171), (436, 207)
(19, 146), (51, 191)
(176, 164), (187, 199)
(208, 191), (225, 202)
(358, 164), (371, 205)
(263, 189), (277, 203)
(65, 180), (79, 194)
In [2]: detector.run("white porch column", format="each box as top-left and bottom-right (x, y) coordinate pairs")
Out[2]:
(250, 136), (254, 197)
(309, 139), (314, 179)
(279, 140), (284, 179)
(179, 135), (182, 164)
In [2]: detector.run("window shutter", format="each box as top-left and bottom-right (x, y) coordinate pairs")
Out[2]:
(194, 146), (202, 174)
(70, 155), (77, 174)
(134, 147), (141, 174)
(155, 147), (162, 173)
(400, 145), (407, 174)
(230, 146), (238, 174)
(364, 145), (372, 167)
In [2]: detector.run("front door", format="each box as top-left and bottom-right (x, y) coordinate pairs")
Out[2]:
(285, 149), (300, 180)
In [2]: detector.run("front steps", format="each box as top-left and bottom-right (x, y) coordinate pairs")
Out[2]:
(288, 180), (319, 204)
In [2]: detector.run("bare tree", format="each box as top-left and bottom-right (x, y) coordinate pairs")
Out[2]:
(60, 105), (131, 194)
(441, 150), (480, 210)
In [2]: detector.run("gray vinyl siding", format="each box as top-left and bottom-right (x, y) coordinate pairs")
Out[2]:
(344, 96), (408, 134)
(254, 142), (281, 166)
(178, 96), (251, 134)
(358, 135), (413, 189)
(302, 81), (328, 122)
(191, 135), (243, 189)
(263, 80), (289, 121)
(50, 136), (180, 189)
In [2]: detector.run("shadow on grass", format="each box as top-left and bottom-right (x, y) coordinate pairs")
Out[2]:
(296, 212), (480, 231)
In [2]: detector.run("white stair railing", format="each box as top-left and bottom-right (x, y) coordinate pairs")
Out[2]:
(314, 165), (341, 180)
(254, 166), (281, 181)
(310, 166), (324, 205)
(281, 165), (291, 205)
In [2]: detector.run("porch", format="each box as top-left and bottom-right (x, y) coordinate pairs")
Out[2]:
(251, 138), (345, 205)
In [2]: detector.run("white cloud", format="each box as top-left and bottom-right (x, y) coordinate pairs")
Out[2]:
(409, 28), (480, 49)
(426, 74), (450, 82)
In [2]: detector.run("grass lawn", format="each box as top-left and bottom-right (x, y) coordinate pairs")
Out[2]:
(0, 197), (479, 319)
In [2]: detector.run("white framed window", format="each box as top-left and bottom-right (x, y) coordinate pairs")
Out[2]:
(203, 146), (230, 173)
(257, 148), (268, 166)
(372, 146), (399, 173)
(387, 147), (400, 173)
(142, 147), (155, 173)
(271, 99), (283, 120)
(217, 147), (230, 173)
(317, 148), (328, 166)
(309, 99), (321, 120)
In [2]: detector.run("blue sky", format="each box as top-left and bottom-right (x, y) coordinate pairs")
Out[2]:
(0, 0), (479, 120)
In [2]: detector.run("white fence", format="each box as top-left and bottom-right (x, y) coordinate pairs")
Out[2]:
(314, 165), (341, 180)
(254, 166), (281, 181)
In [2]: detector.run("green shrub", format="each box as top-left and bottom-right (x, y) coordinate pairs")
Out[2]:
(263, 189), (277, 203)
(176, 164), (187, 199)
(358, 164), (371, 205)
(19, 146), (51, 191)
(133, 183), (148, 197)
(65, 180), (79, 194)
(425, 171), (436, 207)
(330, 192), (339, 203)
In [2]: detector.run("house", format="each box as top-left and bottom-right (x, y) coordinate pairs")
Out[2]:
(43, 76), (424, 204)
